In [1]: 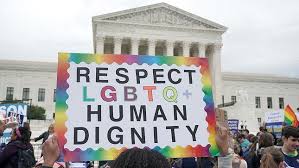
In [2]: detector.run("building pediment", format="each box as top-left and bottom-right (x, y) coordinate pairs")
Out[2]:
(93, 3), (227, 31)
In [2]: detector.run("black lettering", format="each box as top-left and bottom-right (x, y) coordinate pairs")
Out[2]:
(174, 105), (187, 120)
(74, 127), (89, 144)
(96, 67), (108, 83)
(77, 67), (90, 82)
(153, 69), (165, 83)
(131, 127), (145, 144)
(130, 105), (146, 121)
(116, 68), (129, 84)
(136, 69), (148, 84)
(87, 105), (101, 122)
(153, 127), (158, 143)
(107, 126), (123, 144)
(95, 127), (99, 144)
(153, 105), (167, 121)
(168, 69), (182, 84)
(109, 105), (123, 122)
(166, 126), (179, 142)
(186, 125), (199, 141)
(184, 70), (196, 84)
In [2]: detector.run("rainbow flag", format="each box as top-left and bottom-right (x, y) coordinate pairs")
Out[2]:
(284, 104), (299, 127)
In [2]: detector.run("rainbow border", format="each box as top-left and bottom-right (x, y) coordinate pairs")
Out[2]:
(55, 53), (219, 161)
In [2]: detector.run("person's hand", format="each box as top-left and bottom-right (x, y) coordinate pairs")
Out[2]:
(42, 135), (60, 167)
(0, 121), (6, 136)
(5, 121), (18, 129)
(215, 123), (229, 156)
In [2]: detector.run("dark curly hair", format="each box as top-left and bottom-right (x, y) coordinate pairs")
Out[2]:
(14, 126), (31, 143)
(111, 148), (171, 168)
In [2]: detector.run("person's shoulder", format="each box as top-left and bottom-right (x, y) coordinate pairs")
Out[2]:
(240, 159), (247, 168)
(11, 140), (33, 150)
(2, 141), (19, 152)
(284, 154), (299, 167)
(7, 140), (20, 146)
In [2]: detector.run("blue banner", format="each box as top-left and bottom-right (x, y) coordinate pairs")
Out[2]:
(265, 122), (283, 138)
(228, 119), (239, 134)
(0, 103), (28, 144)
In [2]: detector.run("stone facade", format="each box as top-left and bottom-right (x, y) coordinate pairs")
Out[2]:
(92, 3), (227, 105)
(0, 60), (56, 119)
(222, 72), (299, 132)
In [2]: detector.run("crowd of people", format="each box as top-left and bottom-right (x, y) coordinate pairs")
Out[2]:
(0, 119), (298, 168)
(233, 126), (299, 168)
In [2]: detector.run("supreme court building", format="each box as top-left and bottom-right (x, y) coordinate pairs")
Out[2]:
(92, 3), (226, 105)
(0, 3), (298, 132)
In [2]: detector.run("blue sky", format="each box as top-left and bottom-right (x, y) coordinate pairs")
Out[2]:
(0, 0), (298, 77)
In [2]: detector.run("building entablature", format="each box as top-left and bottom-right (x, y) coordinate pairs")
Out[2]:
(223, 72), (299, 84)
(0, 60), (56, 73)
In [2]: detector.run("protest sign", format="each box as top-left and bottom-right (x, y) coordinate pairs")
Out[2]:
(265, 111), (284, 123)
(228, 119), (239, 134)
(265, 111), (283, 138)
(0, 103), (28, 144)
(55, 53), (218, 161)
(215, 108), (228, 127)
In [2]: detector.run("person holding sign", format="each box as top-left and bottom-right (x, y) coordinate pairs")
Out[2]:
(40, 124), (233, 168)
(0, 116), (18, 137)
(57, 54), (220, 161)
(0, 116), (18, 148)
(0, 126), (35, 168)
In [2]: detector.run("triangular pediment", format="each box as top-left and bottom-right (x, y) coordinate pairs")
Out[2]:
(93, 3), (227, 31)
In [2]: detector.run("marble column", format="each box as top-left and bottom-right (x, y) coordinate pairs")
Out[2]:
(210, 43), (223, 105)
(114, 37), (122, 54)
(199, 43), (206, 58)
(131, 38), (139, 55)
(148, 39), (156, 55)
(183, 41), (191, 57)
(96, 36), (104, 54)
(166, 40), (174, 56)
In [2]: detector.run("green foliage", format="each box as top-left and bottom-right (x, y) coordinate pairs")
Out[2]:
(27, 105), (46, 120)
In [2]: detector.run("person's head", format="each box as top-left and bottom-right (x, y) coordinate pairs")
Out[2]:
(282, 126), (299, 153)
(259, 132), (274, 148)
(243, 129), (249, 136)
(233, 141), (241, 155)
(237, 134), (246, 143)
(250, 135), (258, 143)
(111, 148), (170, 168)
(23, 122), (30, 131)
(0, 120), (5, 136)
(48, 123), (54, 134)
(260, 147), (285, 168)
(247, 134), (254, 142)
(10, 126), (31, 143)
(260, 126), (266, 132)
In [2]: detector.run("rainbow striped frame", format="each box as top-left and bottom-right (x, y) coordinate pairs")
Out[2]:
(55, 53), (219, 161)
